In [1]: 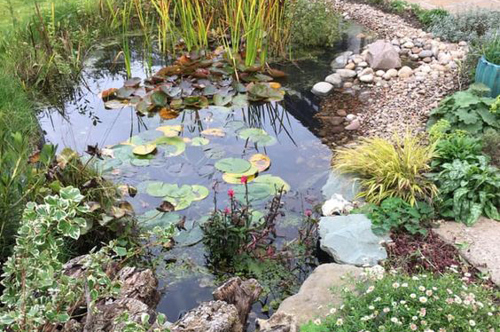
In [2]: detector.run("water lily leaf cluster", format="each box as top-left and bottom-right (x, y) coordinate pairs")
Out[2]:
(100, 51), (286, 116)
(145, 181), (209, 211)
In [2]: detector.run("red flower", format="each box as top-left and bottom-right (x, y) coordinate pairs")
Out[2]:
(224, 207), (231, 214)
(305, 209), (312, 217)
(227, 189), (235, 198)
(240, 176), (248, 184)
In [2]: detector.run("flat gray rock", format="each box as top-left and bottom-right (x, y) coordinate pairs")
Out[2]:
(276, 264), (363, 326)
(319, 214), (389, 266)
(434, 218), (500, 286)
(331, 51), (353, 70)
(321, 170), (360, 201)
(311, 82), (333, 96)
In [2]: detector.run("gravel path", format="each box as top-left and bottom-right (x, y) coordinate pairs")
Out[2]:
(323, 0), (465, 139)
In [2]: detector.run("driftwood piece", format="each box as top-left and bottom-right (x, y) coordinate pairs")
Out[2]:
(213, 277), (263, 326)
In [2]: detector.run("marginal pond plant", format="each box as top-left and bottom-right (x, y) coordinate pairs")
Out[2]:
(333, 132), (437, 206)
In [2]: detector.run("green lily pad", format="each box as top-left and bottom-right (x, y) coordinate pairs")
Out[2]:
(254, 175), (290, 193)
(138, 210), (181, 229)
(215, 158), (252, 174)
(191, 137), (210, 146)
(164, 195), (193, 211)
(233, 183), (273, 202)
(204, 146), (226, 159)
(152, 90), (169, 107)
(174, 226), (203, 246)
(191, 185), (209, 201)
(213, 94), (233, 106)
(146, 182), (179, 197)
(232, 94), (248, 107)
(154, 136), (186, 157)
(132, 144), (157, 156)
(238, 128), (267, 140)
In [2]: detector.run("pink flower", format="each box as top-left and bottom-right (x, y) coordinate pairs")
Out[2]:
(305, 209), (312, 217)
(240, 176), (248, 184)
(227, 189), (235, 198)
(224, 207), (231, 214)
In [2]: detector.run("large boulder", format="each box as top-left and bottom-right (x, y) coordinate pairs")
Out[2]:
(274, 264), (363, 326)
(366, 40), (401, 70)
(170, 301), (243, 332)
(321, 171), (361, 202)
(319, 214), (389, 266)
(256, 312), (298, 332)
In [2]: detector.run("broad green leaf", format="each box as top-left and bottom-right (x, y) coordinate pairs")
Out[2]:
(215, 158), (252, 173)
(254, 174), (290, 193)
(191, 137), (210, 146)
(132, 144), (157, 156)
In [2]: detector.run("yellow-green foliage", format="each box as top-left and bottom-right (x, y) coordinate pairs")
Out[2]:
(333, 133), (437, 205)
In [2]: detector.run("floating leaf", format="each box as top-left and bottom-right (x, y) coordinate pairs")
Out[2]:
(116, 86), (135, 99)
(136, 99), (153, 115)
(171, 99), (183, 109)
(201, 128), (225, 137)
(100, 88), (118, 100)
(232, 94), (248, 107)
(104, 99), (128, 109)
(247, 82), (284, 101)
(132, 144), (157, 156)
(164, 196), (193, 211)
(191, 185), (209, 201)
(155, 136), (186, 157)
(239, 128), (267, 140)
(138, 210), (181, 229)
(267, 68), (287, 78)
(215, 158), (252, 174)
(222, 165), (259, 184)
(233, 183), (273, 202)
(146, 182), (178, 197)
(157, 201), (175, 212)
(156, 125), (182, 137)
(254, 175), (290, 193)
(191, 137), (210, 146)
(174, 225), (203, 246)
(159, 108), (179, 120)
(152, 90), (169, 107)
(124, 77), (142, 87)
(213, 94), (233, 106)
(249, 154), (271, 172)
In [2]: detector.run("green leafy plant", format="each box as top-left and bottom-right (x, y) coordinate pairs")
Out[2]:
(482, 128), (500, 167)
(428, 9), (500, 43)
(432, 134), (483, 170)
(333, 133), (437, 205)
(431, 156), (500, 225)
(301, 273), (499, 332)
(287, 0), (343, 49)
(480, 32), (500, 65)
(416, 8), (449, 27)
(389, 0), (409, 14)
(428, 86), (498, 135)
(368, 197), (435, 236)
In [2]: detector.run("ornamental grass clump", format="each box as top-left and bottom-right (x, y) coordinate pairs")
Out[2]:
(333, 133), (437, 205)
(301, 273), (499, 332)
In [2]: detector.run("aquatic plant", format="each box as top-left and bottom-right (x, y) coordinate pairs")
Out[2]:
(333, 133), (437, 206)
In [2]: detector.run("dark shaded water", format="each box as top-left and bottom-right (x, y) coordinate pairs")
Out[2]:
(38, 23), (367, 327)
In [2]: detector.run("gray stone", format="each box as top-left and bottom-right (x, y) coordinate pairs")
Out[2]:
(359, 74), (374, 83)
(336, 69), (357, 79)
(434, 218), (500, 286)
(312, 82), (333, 96)
(419, 50), (433, 58)
(403, 41), (414, 48)
(325, 73), (342, 88)
(360, 67), (374, 76)
(398, 66), (413, 78)
(276, 264), (363, 326)
(375, 70), (385, 77)
(256, 312), (298, 332)
(345, 62), (356, 70)
(319, 214), (389, 266)
(366, 40), (402, 70)
(321, 170), (360, 201)
(386, 68), (398, 77)
(331, 51), (353, 70)
(171, 301), (243, 332)
(438, 52), (452, 64)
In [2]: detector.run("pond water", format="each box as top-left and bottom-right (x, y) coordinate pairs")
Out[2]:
(38, 23), (367, 328)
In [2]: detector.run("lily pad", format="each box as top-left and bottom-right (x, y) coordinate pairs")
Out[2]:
(232, 94), (248, 107)
(238, 128), (276, 146)
(146, 182), (179, 197)
(254, 175), (290, 193)
(104, 99), (128, 109)
(249, 153), (271, 172)
(191, 137), (210, 146)
(132, 144), (157, 156)
(174, 226), (203, 246)
(222, 165), (259, 184)
(191, 185), (209, 201)
(215, 158), (252, 174)
(204, 146), (226, 159)
(124, 77), (142, 87)
(156, 125), (182, 137)
(201, 128), (225, 137)
(159, 108), (180, 120)
(155, 136), (186, 157)
(138, 210), (181, 229)
(152, 90), (169, 107)
(233, 183), (273, 202)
